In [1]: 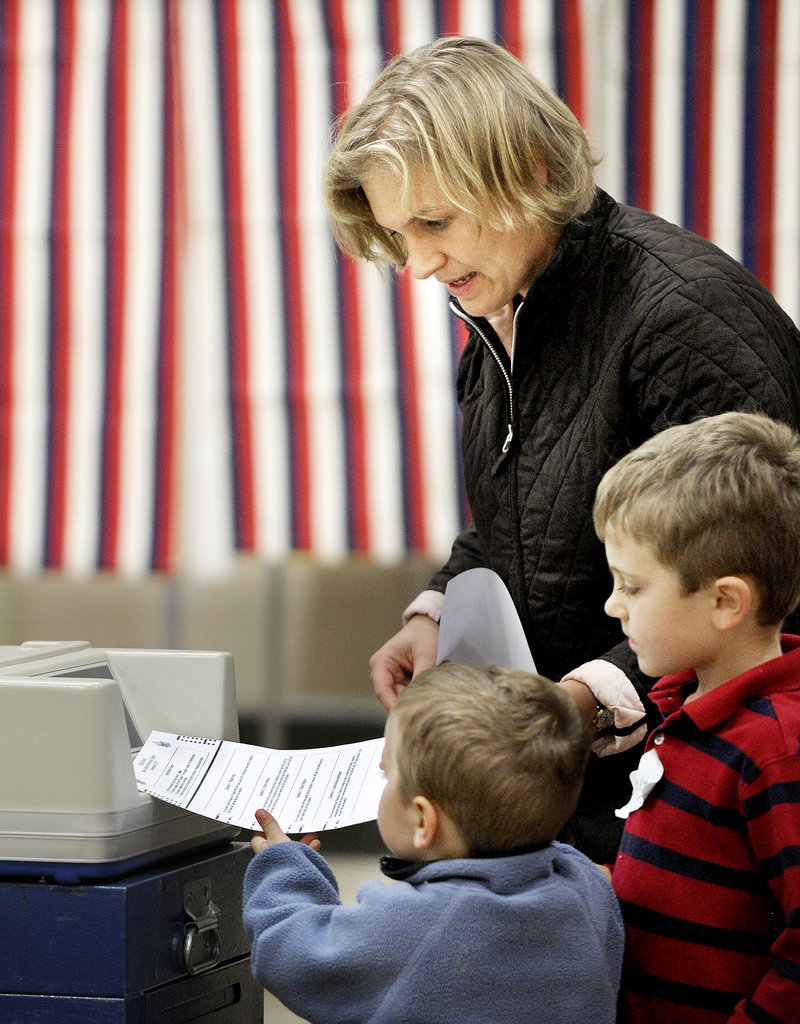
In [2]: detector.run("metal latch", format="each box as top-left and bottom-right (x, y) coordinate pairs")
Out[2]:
(180, 876), (222, 975)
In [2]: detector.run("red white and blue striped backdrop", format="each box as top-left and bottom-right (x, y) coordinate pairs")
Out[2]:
(1, 0), (798, 576)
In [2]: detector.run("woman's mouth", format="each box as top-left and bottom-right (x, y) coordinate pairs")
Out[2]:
(446, 271), (477, 294)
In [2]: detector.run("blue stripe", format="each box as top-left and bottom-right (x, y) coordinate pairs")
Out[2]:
(682, 0), (699, 231)
(211, 5), (240, 550)
(660, 779), (747, 832)
(620, 832), (768, 891)
(760, 843), (800, 883)
(692, 730), (762, 785)
(746, 696), (778, 720)
(619, 897), (773, 953)
(744, 778), (800, 820)
(623, 0), (639, 207)
(623, 967), (746, 1013)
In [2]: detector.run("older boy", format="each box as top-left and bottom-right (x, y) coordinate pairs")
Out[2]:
(593, 411), (800, 1023)
(243, 663), (623, 1024)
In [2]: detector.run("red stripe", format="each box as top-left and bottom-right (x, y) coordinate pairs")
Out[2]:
(153, 0), (185, 572)
(276, 0), (311, 550)
(500, 0), (523, 60)
(217, 0), (256, 551)
(751, 0), (778, 289)
(438, 0), (462, 37)
(100, 0), (129, 569)
(327, 0), (370, 552)
(47, 0), (78, 568)
(690, 0), (715, 239)
(0, 1), (20, 566)
(631, 0), (655, 211)
(559, 0), (585, 125)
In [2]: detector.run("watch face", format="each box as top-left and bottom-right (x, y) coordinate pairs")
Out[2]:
(594, 706), (614, 731)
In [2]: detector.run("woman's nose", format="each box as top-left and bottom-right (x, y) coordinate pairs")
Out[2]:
(405, 241), (446, 280)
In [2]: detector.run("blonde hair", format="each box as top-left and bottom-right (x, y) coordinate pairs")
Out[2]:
(593, 412), (800, 626)
(389, 663), (590, 856)
(324, 36), (597, 270)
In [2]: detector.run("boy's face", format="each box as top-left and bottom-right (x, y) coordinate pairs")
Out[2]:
(377, 715), (420, 861)
(603, 529), (720, 680)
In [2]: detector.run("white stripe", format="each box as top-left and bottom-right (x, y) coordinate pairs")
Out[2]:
(588, 0), (628, 200)
(409, 277), (462, 560)
(520, 0), (556, 92)
(63, 0), (110, 573)
(117, 0), (164, 574)
(292, 0), (348, 558)
(9, 0), (55, 573)
(651, 0), (686, 225)
(238, 0), (292, 560)
(179, 0), (235, 574)
(773, 0), (800, 324)
(709, 0), (746, 261)
(455, 0), (496, 42)
(398, 0), (435, 51)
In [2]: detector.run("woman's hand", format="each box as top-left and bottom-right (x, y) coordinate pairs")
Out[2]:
(250, 808), (321, 855)
(369, 615), (440, 710)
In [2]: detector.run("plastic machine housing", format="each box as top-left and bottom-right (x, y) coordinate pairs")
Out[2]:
(0, 640), (241, 882)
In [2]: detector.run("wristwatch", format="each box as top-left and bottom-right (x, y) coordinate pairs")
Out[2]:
(592, 702), (615, 732)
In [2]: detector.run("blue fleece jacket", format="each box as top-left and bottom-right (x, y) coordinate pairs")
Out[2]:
(243, 840), (623, 1023)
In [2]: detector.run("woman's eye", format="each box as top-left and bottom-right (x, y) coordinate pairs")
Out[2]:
(424, 218), (448, 231)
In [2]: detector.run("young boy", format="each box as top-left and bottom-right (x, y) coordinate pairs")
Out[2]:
(243, 663), (623, 1024)
(593, 411), (800, 1024)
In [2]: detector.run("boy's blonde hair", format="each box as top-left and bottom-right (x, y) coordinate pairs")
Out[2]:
(389, 663), (590, 856)
(323, 36), (596, 271)
(593, 412), (800, 626)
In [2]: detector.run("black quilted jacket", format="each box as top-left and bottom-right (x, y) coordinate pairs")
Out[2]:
(430, 189), (800, 859)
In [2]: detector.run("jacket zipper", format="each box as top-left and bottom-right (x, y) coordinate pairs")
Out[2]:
(450, 299), (532, 642)
(449, 300), (515, 453)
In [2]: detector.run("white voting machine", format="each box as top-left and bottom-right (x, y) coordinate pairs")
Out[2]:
(0, 640), (240, 881)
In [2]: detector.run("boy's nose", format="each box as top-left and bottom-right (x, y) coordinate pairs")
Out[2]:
(604, 591), (623, 619)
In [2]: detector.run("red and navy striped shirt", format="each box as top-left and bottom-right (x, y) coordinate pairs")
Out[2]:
(613, 635), (800, 1024)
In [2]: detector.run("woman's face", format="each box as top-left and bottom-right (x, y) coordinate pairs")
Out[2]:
(362, 166), (560, 317)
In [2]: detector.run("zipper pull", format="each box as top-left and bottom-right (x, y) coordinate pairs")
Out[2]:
(502, 424), (513, 453)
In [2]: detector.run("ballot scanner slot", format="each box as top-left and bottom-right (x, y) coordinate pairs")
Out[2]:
(34, 660), (144, 749)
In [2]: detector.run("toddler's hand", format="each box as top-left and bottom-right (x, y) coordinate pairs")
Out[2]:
(250, 809), (321, 854)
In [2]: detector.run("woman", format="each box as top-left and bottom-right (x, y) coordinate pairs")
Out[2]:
(323, 36), (800, 861)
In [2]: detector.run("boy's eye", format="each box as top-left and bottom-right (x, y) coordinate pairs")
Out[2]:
(618, 583), (640, 597)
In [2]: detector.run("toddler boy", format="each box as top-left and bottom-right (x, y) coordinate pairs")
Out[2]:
(243, 662), (623, 1024)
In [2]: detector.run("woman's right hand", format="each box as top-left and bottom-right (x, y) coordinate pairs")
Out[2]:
(369, 615), (440, 710)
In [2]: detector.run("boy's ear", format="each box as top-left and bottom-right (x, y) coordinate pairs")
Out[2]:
(712, 576), (752, 630)
(411, 795), (440, 851)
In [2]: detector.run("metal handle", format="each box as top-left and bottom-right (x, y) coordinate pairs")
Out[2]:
(180, 876), (222, 975)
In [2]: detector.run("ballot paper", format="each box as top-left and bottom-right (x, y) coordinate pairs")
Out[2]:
(134, 731), (385, 834)
(437, 567), (536, 671)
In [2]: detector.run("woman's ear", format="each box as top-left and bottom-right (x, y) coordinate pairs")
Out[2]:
(712, 576), (752, 631)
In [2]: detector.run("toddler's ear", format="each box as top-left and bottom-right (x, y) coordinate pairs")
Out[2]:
(712, 576), (752, 630)
(411, 795), (439, 851)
